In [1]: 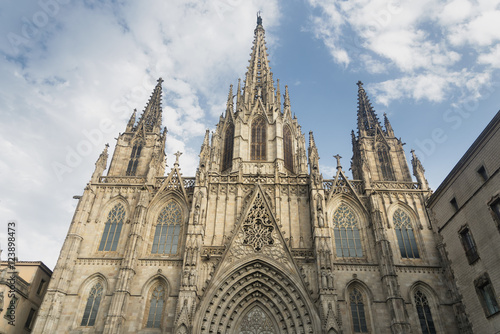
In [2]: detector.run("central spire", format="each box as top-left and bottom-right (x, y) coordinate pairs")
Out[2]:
(242, 13), (276, 113)
(356, 81), (381, 136)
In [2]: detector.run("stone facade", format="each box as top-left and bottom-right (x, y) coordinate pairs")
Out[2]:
(427, 111), (500, 334)
(33, 16), (467, 334)
(0, 261), (52, 334)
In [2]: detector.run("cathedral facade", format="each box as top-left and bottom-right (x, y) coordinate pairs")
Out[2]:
(33, 17), (469, 334)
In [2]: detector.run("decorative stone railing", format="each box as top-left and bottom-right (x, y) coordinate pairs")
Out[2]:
(323, 179), (364, 195)
(372, 181), (419, 190)
(98, 176), (146, 184)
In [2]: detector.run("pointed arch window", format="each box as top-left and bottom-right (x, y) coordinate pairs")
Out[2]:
(350, 288), (368, 333)
(377, 145), (394, 181)
(146, 284), (165, 328)
(393, 209), (419, 258)
(81, 283), (103, 327)
(251, 117), (266, 161)
(283, 126), (293, 172)
(332, 204), (363, 257)
(414, 290), (437, 334)
(98, 203), (125, 251)
(152, 201), (182, 254)
(126, 142), (143, 176)
(222, 123), (234, 172)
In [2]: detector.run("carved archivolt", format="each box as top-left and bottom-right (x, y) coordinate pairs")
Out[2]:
(195, 260), (319, 334)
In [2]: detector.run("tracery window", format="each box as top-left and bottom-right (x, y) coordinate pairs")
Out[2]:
(98, 203), (125, 251)
(81, 283), (103, 327)
(393, 209), (419, 259)
(251, 117), (266, 161)
(349, 288), (368, 333)
(146, 284), (165, 328)
(238, 306), (276, 334)
(126, 142), (143, 176)
(377, 145), (394, 181)
(283, 126), (293, 172)
(414, 290), (437, 334)
(222, 123), (234, 171)
(332, 204), (363, 257)
(152, 201), (182, 254)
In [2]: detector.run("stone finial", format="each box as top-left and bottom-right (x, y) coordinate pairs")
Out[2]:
(174, 151), (183, 166)
(333, 154), (342, 169)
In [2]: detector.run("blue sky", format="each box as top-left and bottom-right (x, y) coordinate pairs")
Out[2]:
(1, 0), (499, 269)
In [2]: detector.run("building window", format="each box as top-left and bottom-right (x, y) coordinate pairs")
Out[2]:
(152, 201), (182, 254)
(126, 142), (143, 176)
(459, 227), (479, 264)
(25, 308), (36, 329)
(477, 165), (488, 182)
(349, 288), (368, 333)
(81, 283), (103, 327)
(377, 145), (395, 181)
(490, 198), (500, 226)
(414, 290), (437, 334)
(332, 204), (363, 257)
(393, 209), (420, 259)
(283, 126), (293, 172)
(146, 284), (165, 328)
(37, 279), (46, 295)
(251, 117), (266, 161)
(450, 197), (459, 212)
(99, 203), (126, 251)
(222, 123), (234, 172)
(475, 273), (500, 317)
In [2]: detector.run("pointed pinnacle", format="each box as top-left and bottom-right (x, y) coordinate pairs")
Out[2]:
(309, 131), (316, 148)
(284, 85), (290, 108)
(226, 84), (234, 110)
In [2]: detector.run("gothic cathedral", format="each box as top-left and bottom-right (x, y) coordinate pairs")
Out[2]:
(33, 16), (467, 334)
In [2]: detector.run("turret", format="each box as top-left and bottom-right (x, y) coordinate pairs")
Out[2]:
(106, 78), (167, 178)
(351, 81), (412, 183)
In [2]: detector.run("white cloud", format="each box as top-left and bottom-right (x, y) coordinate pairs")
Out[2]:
(0, 0), (281, 268)
(307, 0), (500, 105)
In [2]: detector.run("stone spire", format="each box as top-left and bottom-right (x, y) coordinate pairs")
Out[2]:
(91, 144), (109, 182)
(356, 81), (381, 136)
(384, 112), (394, 137)
(126, 108), (137, 132)
(242, 13), (275, 112)
(226, 84), (234, 115)
(411, 149), (429, 191)
(283, 85), (291, 116)
(136, 78), (164, 133)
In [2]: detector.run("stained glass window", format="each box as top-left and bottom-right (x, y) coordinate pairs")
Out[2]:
(146, 285), (165, 328)
(283, 126), (293, 172)
(415, 290), (436, 334)
(152, 201), (182, 254)
(81, 283), (103, 327)
(222, 123), (234, 171)
(99, 203), (125, 251)
(350, 288), (368, 333)
(377, 145), (394, 181)
(393, 209), (419, 258)
(126, 142), (143, 176)
(332, 204), (363, 257)
(251, 118), (266, 161)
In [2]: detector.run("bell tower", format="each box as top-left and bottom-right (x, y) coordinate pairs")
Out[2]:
(351, 81), (412, 186)
(106, 78), (167, 182)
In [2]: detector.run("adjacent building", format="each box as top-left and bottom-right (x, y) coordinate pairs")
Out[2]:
(427, 110), (500, 333)
(32, 16), (473, 334)
(0, 261), (52, 334)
